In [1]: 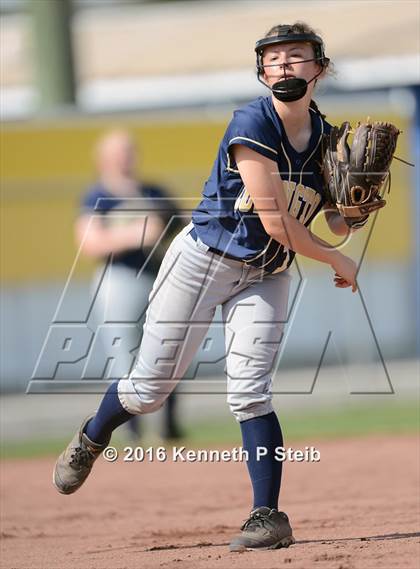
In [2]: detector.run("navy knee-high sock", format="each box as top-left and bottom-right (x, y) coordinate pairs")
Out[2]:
(84, 380), (134, 445)
(240, 411), (283, 510)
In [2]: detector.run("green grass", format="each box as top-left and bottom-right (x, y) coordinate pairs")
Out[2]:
(184, 401), (420, 444)
(1, 401), (418, 460)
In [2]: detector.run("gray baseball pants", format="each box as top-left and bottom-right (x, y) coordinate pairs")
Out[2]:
(118, 222), (291, 422)
(91, 264), (155, 378)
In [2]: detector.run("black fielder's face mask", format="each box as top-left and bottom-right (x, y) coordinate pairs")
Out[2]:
(258, 58), (325, 103)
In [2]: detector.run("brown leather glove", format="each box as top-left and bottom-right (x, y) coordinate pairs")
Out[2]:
(323, 120), (400, 228)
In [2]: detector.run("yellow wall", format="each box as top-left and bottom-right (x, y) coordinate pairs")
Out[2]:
(1, 112), (413, 283)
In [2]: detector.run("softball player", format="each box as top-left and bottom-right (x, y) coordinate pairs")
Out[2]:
(77, 130), (183, 440)
(53, 23), (357, 551)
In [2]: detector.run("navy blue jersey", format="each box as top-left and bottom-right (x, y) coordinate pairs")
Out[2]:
(191, 96), (331, 274)
(80, 182), (180, 273)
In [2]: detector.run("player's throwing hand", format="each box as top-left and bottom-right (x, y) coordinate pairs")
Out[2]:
(330, 254), (358, 292)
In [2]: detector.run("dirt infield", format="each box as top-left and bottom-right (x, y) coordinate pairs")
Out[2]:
(1, 435), (419, 569)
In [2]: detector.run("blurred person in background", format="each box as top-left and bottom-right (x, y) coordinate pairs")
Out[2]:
(75, 129), (183, 441)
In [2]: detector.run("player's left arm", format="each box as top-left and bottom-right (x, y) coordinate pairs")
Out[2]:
(323, 203), (360, 236)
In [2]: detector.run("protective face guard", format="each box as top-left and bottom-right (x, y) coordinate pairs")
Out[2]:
(254, 26), (330, 102)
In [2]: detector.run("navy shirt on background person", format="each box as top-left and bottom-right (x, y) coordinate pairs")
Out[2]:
(80, 182), (183, 275)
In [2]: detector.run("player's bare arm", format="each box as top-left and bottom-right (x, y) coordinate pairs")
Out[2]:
(323, 203), (350, 235)
(75, 213), (165, 258)
(233, 145), (358, 291)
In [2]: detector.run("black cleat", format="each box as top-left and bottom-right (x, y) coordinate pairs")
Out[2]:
(229, 507), (295, 552)
(53, 415), (109, 495)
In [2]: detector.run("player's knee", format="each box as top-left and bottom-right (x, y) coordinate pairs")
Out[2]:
(227, 394), (274, 423)
(121, 392), (166, 415)
(117, 376), (167, 415)
(137, 398), (166, 415)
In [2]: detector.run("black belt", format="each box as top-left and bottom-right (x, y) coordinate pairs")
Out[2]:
(189, 226), (244, 263)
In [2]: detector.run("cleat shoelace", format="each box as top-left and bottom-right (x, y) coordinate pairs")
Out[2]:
(69, 445), (95, 469)
(241, 512), (270, 532)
